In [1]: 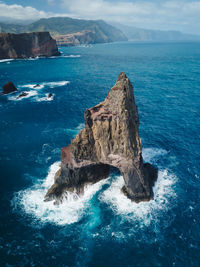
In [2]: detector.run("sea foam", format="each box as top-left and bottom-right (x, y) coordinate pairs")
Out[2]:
(12, 162), (108, 225)
(12, 147), (177, 226)
(20, 81), (70, 89)
(0, 59), (14, 63)
(8, 90), (38, 101)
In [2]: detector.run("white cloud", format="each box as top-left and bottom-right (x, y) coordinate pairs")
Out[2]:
(0, 3), (50, 20)
(61, 0), (200, 34)
(0, 1), (199, 34)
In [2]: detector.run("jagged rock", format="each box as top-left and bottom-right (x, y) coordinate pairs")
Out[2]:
(1, 81), (18, 95)
(47, 93), (53, 98)
(33, 84), (40, 88)
(45, 73), (158, 203)
(16, 91), (29, 99)
(0, 32), (60, 59)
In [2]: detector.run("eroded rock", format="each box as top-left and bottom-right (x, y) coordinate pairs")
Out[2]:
(45, 73), (158, 204)
(0, 32), (60, 59)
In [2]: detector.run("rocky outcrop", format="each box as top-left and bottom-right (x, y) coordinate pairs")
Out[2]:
(1, 81), (18, 95)
(45, 73), (157, 204)
(0, 32), (60, 59)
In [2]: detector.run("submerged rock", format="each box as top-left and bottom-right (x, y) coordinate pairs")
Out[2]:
(0, 32), (60, 59)
(1, 81), (18, 95)
(45, 73), (158, 203)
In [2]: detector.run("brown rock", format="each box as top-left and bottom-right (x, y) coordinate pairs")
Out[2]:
(45, 73), (158, 204)
(2, 81), (18, 95)
(0, 32), (60, 59)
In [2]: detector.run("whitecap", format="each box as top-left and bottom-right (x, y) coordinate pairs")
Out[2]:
(76, 123), (85, 130)
(20, 81), (70, 90)
(100, 169), (177, 226)
(143, 147), (168, 163)
(20, 84), (44, 90)
(62, 55), (81, 58)
(9, 90), (37, 101)
(12, 162), (108, 226)
(12, 146), (177, 227)
(34, 93), (54, 102)
(42, 81), (70, 88)
(0, 59), (14, 63)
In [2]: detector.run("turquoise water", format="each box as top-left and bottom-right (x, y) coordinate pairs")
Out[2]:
(0, 41), (200, 266)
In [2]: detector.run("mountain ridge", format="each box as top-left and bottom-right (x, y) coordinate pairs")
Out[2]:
(0, 17), (127, 45)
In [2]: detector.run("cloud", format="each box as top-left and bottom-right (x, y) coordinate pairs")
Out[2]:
(0, 3), (50, 20)
(0, 1), (199, 34)
(61, 0), (200, 34)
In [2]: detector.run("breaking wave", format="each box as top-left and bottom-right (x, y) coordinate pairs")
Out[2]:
(62, 55), (81, 58)
(0, 59), (14, 63)
(20, 81), (70, 89)
(12, 147), (177, 227)
(34, 93), (54, 102)
(8, 90), (38, 101)
(12, 162), (108, 225)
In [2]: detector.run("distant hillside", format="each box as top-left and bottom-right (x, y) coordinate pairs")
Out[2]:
(0, 17), (127, 45)
(110, 22), (200, 42)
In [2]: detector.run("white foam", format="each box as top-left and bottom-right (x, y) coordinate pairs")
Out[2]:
(76, 123), (85, 130)
(12, 146), (177, 226)
(43, 81), (70, 88)
(0, 59), (14, 63)
(100, 170), (177, 226)
(20, 81), (70, 90)
(12, 162), (108, 225)
(20, 84), (44, 90)
(62, 55), (81, 58)
(34, 93), (54, 102)
(9, 90), (37, 101)
(143, 147), (168, 163)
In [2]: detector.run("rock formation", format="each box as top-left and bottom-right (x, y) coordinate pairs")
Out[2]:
(1, 81), (18, 95)
(45, 73), (157, 204)
(0, 32), (60, 59)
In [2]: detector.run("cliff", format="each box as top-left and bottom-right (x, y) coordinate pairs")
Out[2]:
(45, 73), (158, 204)
(55, 31), (97, 46)
(0, 32), (60, 59)
(0, 17), (127, 46)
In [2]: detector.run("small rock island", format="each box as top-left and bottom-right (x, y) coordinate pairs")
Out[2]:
(45, 73), (158, 204)
(0, 32), (60, 59)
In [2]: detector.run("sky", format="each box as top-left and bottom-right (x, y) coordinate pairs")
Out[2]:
(0, 0), (200, 34)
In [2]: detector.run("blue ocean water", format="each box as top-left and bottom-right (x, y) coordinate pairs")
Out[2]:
(0, 41), (200, 266)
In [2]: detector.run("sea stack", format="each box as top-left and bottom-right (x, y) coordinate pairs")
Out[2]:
(0, 32), (60, 59)
(45, 73), (158, 204)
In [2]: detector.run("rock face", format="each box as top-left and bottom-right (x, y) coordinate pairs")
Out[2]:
(1, 81), (18, 95)
(54, 31), (96, 46)
(0, 32), (60, 59)
(45, 73), (158, 204)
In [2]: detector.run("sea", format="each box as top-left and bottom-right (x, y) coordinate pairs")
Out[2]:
(0, 41), (200, 266)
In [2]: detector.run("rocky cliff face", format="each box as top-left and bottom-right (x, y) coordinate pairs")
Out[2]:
(45, 73), (157, 204)
(0, 32), (60, 59)
(54, 30), (97, 46)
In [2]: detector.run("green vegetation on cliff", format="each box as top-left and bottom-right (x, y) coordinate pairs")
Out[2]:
(0, 17), (127, 43)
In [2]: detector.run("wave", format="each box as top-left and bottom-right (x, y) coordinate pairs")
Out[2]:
(12, 147), (177, 227)
(76, 123), (85, 130)
(8, 90), (38, 101)
(12, 162), (108, 226)
(0, 59), (14, 63)
(100, 169), (177, 226)
(62, 55), (81, 58)
(20, 81), (70, 90)
(34, 93), (54, 102)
